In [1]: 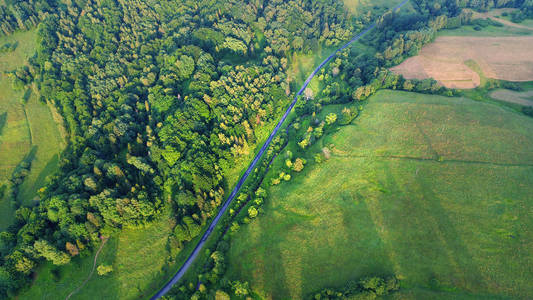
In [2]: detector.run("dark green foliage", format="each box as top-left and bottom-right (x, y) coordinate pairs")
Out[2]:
(4, 149), (35, 209)
(0, 41), (17, 53)
(312, 276), (400, 299)
(0, 1), (54, 37)
(470, 17), (503, 28)
(522, 106), (533, 117)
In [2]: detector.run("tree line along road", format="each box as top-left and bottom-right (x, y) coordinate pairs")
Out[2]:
(150, 0), (410, 298)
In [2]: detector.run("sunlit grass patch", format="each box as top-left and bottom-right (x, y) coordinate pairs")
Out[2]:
(227, 90), (533, 299)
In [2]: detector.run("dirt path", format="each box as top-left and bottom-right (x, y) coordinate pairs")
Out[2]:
(65, 237), (108, 300)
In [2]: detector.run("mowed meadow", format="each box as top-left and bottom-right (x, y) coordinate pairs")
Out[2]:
(227, 90), (533, 299)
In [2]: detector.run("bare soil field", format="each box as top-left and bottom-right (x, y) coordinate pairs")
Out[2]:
(490, 89), (533, 106)
(390, 36), (533, 89)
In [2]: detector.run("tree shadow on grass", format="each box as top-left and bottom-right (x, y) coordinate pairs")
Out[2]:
(257, 208), (291, 300)
(0, 112), (7, 136)
(22, 153), (58, 205)
(378, 160), (489, 294)
(415, 169), (488, 293)
(299, 181), (396, 298)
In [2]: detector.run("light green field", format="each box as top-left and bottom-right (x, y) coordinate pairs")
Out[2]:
(0, 29), (64, 229)
(18, 209), (179, 300)
(17, 87), (64, 205)
(227, 90), (533, 299)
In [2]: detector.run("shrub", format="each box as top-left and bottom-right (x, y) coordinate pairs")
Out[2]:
(230, 222), (240, 232)
(248, 206), (258, 218)
(293, 158), (305, 172)
(325, 113), (337, 125)
(522, 106), (533, 117)
(231, 281), (250, 297)
(97, 264), (113, 276)
(215, 290), (230, 300)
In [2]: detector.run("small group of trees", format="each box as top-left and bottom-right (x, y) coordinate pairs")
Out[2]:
(312, 276), (400, 299)
(0, 41), (17, 53)
(4, 153), (33, 208)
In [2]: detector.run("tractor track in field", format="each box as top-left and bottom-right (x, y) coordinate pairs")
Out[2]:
(334, 153), (533, 168)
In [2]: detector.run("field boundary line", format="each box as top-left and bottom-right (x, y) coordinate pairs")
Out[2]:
(334, 153), (533, 168)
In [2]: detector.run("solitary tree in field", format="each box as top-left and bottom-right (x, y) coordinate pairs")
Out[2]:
(97, 264), (113, 276)
(326, 113), (337, 125)
(293, 158), (305, 172)
(248, 206), (258, 218)
(231, 281), (249, 297)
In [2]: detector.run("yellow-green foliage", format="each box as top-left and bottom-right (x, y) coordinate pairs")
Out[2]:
(227, 90), (533, 299)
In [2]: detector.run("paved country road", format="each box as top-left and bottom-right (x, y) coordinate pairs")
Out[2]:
(150, 0), (409, 298)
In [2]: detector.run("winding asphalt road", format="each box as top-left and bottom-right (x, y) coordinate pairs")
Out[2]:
(150, 1), (409, 298)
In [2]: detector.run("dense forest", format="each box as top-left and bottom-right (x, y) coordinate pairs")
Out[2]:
(1, 0), (533, 298)
(0, 0), (357, 296)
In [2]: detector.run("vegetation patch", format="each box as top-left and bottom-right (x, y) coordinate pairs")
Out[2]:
(227, 90), (533, 299)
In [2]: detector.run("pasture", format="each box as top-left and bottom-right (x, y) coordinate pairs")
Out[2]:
(227, 90), (533, 299)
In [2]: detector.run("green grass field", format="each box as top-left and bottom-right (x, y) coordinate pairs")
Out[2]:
(227, 90), (533, 299)
(17, 86), (64, 205)
(0, 29), (64, 229)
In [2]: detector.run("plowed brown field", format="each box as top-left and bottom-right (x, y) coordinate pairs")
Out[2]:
(390, 36), (533, 88)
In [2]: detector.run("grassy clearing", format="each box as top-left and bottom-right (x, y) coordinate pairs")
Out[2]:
(0, 30), (36, 229)
(342, 0), (404, 16)
(17, 86), (64, 206)
(227, 90), (533, 299)
(19, 208), (178, 300)
(0, 29), (64, 229)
